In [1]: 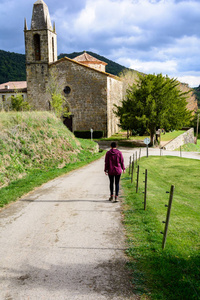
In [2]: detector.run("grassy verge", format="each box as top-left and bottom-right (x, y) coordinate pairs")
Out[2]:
(98, 130), (185, 142)
(121, 156), (200, 299)
(0, 147), (105, 208)
(160, 130), (185, 141)
(177, 139), (200, 152)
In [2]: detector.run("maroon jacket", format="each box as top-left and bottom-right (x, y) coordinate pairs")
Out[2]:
(104, 148), (125, 175)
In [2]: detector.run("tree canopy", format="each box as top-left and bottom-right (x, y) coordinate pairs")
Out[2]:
(114, 73), (192, 144)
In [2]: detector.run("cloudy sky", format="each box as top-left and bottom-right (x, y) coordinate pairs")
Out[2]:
(0, 0), (200, 87)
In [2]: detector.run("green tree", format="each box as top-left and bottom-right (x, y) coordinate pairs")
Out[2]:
(10, 94), (30, 111)
(114, 73), (192, 145)
(47, 68), (70, 118)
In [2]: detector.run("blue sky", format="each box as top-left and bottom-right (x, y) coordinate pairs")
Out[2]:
(0, 0), (200, 87)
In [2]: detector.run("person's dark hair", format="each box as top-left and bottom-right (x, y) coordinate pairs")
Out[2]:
(111, 142), (117, 148)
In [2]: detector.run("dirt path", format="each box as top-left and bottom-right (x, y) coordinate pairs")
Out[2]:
(1, 147), (199, 300)
(0, 155), (137, 300)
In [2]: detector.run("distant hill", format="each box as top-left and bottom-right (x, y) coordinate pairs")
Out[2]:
(0, 49), (128, 84)
(0, 50), (26, 84)
(193, 86), (200, 108)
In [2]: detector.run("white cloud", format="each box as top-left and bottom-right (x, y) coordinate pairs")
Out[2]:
(125, 58), (177, 74)
(1, 0), (200, 87)
(177, 76), (200, 87)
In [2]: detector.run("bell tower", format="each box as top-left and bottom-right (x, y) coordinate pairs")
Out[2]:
(24, 0), (57, 109)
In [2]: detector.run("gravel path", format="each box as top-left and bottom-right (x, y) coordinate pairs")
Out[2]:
(0, 153), (137, 300)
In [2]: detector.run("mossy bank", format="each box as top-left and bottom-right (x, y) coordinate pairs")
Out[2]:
(0, 112), (103, 207)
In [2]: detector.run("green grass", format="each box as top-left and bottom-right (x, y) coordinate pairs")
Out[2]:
(178, 139), (200, 152)
(98, 130), (185, 142)
(160, 130), (185, 142)
(121, 156), (200, 299)
(0, 111), (105, 207)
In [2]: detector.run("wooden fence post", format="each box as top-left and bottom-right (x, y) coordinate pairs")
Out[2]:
(144, 169), (147, 210)
(139, 148), (141, 161)
(129, 156), (132, 175)
(162, 185), (175, 250)
(136, 165), (140, 193)
(131, 161), (134, 183)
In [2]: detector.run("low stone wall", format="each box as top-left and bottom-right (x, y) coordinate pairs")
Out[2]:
(163, 128), (194, 150)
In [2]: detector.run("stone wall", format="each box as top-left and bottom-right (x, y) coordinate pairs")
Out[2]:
(163, 128), (194, 150)
(51, 59), (110, 136)
(25, 26), (57, 110)
(26, 63), (50, 110)
(25, 29), (57, 64)
(107, 77), (122, 137)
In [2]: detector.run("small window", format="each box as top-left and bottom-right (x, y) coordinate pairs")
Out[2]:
(2, 95), (5, 101)
(34, 34), (41, 61)
(64, 86), (71, 95)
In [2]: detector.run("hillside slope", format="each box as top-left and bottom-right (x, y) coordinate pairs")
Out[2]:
(0, 112), (98, 189)
(0, 50), (26, 84)
(193, 85), (200, 108)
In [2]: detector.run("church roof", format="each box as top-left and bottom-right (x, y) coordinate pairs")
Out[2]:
(31, 0), (52, 30)
(73, 52), (107, 65)
(0, 81), (27, 92)
(50, 56), (120, 80)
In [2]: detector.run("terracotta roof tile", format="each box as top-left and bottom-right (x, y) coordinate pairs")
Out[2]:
(74, 52), (107, 65)
(0, 81), (27, 91)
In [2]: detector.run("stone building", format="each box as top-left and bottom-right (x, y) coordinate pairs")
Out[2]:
(24, 0), (122, 137)
(0, 81), (27, 110)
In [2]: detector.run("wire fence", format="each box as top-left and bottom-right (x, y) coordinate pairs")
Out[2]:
(125, 148), (200, 299)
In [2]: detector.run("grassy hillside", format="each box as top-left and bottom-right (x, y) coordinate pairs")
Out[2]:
(122, 156), (200, 299)
(0, 111), (99, 191)
(193, 85), (200, 108)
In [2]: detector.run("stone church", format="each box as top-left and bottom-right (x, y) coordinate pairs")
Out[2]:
(24, 0), (122, 137)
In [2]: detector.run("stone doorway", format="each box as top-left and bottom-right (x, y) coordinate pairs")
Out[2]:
(63, 115), (73, 132)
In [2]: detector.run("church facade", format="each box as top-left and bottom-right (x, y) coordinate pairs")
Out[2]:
(24, 0), (122, 137)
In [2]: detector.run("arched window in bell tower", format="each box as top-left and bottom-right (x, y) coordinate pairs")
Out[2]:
(52, 37), (54, 62)
(34, 34), (41, 61)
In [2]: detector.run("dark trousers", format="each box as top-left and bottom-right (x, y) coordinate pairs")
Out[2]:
(108, 174), (121, 196)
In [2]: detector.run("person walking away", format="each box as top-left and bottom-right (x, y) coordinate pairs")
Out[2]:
(104, 142), (125, 202)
